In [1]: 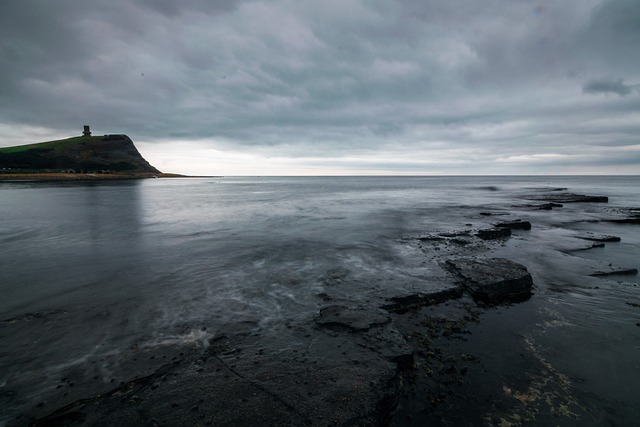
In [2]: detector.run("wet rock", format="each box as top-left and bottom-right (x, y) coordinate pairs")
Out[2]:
(316, 306), (390, 331)
(565, 242), (606, 253)
(577, 233), (621, 242)
(1, 309), (67, 324)
(418, 233), (472, 246)
(511, 203), (563, 210)
(418, 235), (445, 242)
(602, 207), (640, 224)
(439, 232), (471, 238)
(207, 335), (236, 356)
(606, 218), (640, 224)
(480, 212), (510, 216)
(590, 268), (638, 277)
(444, 258), (533, 304)
(361, 324), (415, 368)
(450, 238), (471, 245)
(526, 193), (608, 203)
(382, 288), (464, 314)
(476, 228), (511, 240)
(495, 220), (532, 230)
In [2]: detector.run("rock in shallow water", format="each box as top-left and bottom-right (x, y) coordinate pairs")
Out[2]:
(496, 220), (532, 230)
(316, 306), (390, 331)
(381, 288), (464, 314)
(590, 268), (638, 277)
(577, 233), (621, 242)
(526, 193), (608, 203)
(444, 257), (533, 304)
(476, 228), (512, 240)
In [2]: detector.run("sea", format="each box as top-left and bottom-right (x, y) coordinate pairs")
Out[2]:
(1, 176), (639, 425)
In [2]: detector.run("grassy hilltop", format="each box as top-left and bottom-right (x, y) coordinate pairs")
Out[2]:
(0, 134), (166, 179)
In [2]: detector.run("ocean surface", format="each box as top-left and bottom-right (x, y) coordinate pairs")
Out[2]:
(1, 176), (639, 425)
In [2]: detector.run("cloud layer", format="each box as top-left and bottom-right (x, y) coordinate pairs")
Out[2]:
(1, 0), (639, 174)
(583, 78), (635, 96)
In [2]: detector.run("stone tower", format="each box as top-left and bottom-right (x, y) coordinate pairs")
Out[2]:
(83, 125), (92, 136)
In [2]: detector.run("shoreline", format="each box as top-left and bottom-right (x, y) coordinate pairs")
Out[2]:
(0, 172), (191, 181)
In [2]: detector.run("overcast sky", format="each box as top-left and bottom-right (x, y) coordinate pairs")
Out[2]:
(1, 0), (639, 175)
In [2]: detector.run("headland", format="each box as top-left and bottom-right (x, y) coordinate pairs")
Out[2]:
(0, 126), (182, 180)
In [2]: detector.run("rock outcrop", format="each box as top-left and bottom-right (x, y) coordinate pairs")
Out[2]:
(577, 233), (621, 242)
(381, 288), (464, 313)
(526, 193), (608, 203)
(477, 228), (512, 240)
(444, 258), (533, 304)
(590, 268), (638, 277)
(496, 220), (532, 230)
(316, 305), (390, 331)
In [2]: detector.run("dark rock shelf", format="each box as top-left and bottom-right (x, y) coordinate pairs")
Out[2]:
(444, 257), (534, 304)
(577, 233), (621, 242)
(525, 193), (609, 203)
(495, 220), (532, 230)
(477, 228), (512, 240)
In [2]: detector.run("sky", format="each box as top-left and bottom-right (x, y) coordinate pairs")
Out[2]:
(1, 0), (639, 175)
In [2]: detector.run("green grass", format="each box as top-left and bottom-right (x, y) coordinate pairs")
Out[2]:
(0, 136), (103, 153)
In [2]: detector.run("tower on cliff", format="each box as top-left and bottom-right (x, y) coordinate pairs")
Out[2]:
(83, 125), (92, 136)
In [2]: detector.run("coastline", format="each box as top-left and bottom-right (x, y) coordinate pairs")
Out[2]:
(0, 172), (188, 181)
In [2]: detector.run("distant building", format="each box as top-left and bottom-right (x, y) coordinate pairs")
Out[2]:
(83, 125), (92, 136)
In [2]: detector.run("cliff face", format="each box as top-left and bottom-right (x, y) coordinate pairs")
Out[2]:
(0, 134), (160, 174)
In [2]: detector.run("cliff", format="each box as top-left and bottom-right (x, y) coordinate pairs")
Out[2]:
(0, 134), (161, 176)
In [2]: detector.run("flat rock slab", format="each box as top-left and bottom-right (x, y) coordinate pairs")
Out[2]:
(315, 306), (414, 367)
(590, 268), (638, 277)
(577, 233), (621, 242)
(526, 193), (608, 203)
(496, 220), (532, 230)
(601, 207), (640, 224)
(444, 258), (533, 304)
(606, 218), (640, 224)
(381, 287), (464, 314)
(480, 212), (510, 216)
(565, 242), (606, 253)
(511, 203), (563, 210)
(32, 359), (309, 427)
(477, 228), (511, 240)
(31, 355), (396, 427)
(316, 306), (390, 331)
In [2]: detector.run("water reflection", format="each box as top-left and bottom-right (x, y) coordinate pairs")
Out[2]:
(0, 181), (146, 313)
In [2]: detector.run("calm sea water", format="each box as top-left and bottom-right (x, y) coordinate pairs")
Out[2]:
(1, 176), (639, 424)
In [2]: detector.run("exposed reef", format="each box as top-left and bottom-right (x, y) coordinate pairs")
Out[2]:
(524, 192), (608, 203)
(477, 227), (512, 240)
(577, 233), (621, 242)
(590, 267), (639, 277)
(444, 258), (533, 304)
(495, 220), (532, 230)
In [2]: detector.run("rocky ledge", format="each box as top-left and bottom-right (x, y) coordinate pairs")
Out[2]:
(444, 258), (533, 304)
(524, 192), (609, 203)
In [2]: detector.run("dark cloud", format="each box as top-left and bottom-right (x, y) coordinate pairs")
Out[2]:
(135, 0), (245, 17)
(1, 0), (639, 174)
(583, 78), (634, 96)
